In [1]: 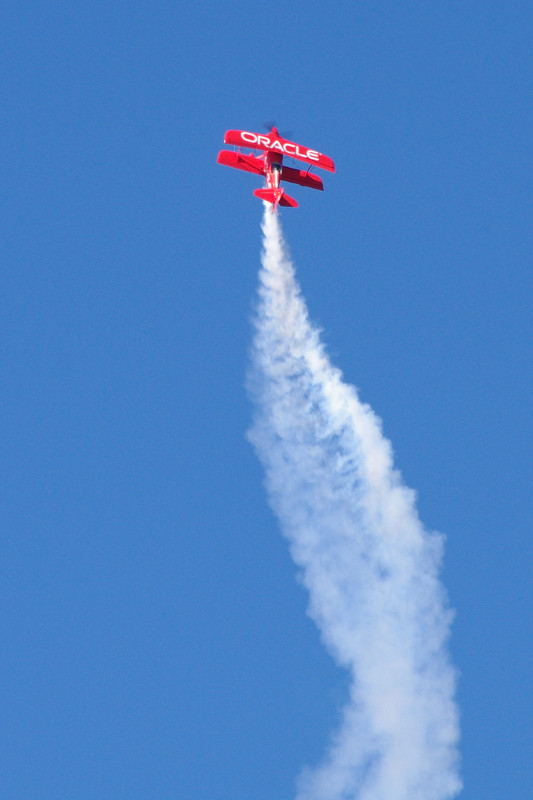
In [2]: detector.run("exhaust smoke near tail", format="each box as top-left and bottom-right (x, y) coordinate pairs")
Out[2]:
(247, 209), (462, 800)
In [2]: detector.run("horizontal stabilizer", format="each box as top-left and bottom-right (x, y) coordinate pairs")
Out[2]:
(254, 188), (298, 209)
(278, 193), (299, 207)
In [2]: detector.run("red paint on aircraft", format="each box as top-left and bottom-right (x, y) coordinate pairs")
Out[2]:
(217, 127), (335, 210)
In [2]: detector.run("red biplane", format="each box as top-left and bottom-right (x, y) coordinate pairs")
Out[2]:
(217, 127), (335, 210)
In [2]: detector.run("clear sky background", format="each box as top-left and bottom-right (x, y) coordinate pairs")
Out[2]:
(2, 3), (532, 799)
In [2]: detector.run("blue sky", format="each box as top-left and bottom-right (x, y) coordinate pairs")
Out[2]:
(2, 2), (532, 799)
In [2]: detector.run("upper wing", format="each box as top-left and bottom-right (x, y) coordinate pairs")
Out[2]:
(217, 150), (265, 175)
(224, 130), (335, 173)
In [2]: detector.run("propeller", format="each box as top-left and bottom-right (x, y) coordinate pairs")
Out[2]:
(263, 121), (293, 139)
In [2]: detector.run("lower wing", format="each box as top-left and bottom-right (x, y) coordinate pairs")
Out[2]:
(281, 165), (324, 191)
(217, 150), (264, 175)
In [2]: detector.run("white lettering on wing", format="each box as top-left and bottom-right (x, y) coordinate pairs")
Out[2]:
(239, 132), (323, 163)
(241, 132), (257, 144)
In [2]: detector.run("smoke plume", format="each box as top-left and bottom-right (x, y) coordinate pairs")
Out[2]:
(247, 208), (461, 800)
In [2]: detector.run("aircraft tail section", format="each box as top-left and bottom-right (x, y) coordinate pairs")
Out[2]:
(254, 188), (298, 210)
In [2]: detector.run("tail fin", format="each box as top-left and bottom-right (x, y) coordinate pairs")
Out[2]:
(253, 188), (298, 210)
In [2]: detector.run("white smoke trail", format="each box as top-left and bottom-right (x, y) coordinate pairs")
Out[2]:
(247, 208), (462, 800)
